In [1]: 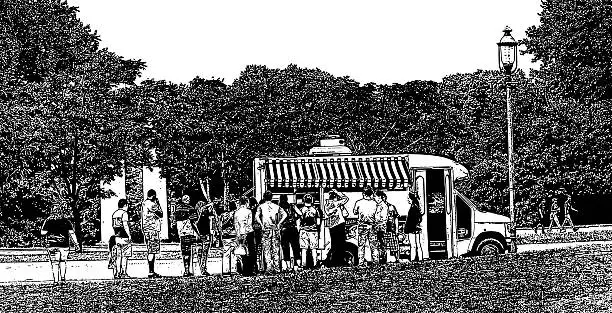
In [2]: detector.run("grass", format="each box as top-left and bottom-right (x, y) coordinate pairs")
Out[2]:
(1, 244), (612, 312)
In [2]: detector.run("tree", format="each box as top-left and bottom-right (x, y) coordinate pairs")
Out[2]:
(523, 0), (612, 102)
(0, 0), (145, 247)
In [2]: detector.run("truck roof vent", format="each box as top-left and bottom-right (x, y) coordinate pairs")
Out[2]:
(308, 135), (352, 156)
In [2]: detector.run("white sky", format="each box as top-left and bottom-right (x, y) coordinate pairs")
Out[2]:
(67, 0), (542, 85)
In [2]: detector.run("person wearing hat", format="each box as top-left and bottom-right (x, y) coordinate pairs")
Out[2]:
(174, 194), (200, 277)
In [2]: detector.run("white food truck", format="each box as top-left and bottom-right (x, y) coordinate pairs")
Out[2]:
(253, 137), (514, 264)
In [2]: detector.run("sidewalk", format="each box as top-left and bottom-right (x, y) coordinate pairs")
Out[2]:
(0, 244), (238, 284)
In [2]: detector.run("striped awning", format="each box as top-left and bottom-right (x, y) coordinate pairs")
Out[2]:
(264, 156), (410, 189)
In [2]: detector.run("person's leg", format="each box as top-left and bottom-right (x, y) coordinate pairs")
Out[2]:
(180, 236), (191, 276)
(58, 248), (69, 281)
(261, 229), (272, 273)
(113, 245), (122, 278)
(245, 232), (256, 276)
(146, 231), (161, 277)
(280, 228), (291, 271)
(198, 235), (211, 275)
(408, 233), (417, 261)
(416, 233), (424, 260)
(357, 225), (367, 266)
(47, 249), (59, 283)
(289, 228), (301, 270)
(369, 229), (380, 265)
(121, 245), (130, 277)
(270, 230), (281, 273)
(328, 225), (339, 267)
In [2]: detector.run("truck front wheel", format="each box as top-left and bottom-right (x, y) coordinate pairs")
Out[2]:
(475, 238), (504, 256)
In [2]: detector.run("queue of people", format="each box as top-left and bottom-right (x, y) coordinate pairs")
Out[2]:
(40, 186), (425, 282)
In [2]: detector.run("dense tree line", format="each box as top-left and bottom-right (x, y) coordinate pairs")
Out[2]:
(1, 0), (611, 246)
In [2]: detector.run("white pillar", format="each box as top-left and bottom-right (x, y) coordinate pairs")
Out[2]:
(100, 167), (126, 244)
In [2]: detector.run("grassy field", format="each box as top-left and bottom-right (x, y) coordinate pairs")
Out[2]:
(2, 244), (612, 312)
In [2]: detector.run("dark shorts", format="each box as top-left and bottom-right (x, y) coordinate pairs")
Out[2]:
(180, 235), (197, 256)
(144, 231), (161, 254)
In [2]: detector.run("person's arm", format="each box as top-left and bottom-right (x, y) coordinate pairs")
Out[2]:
(41, 219), (49, 236)
(277, 207), (287, 229)
(255, 205), (263, 228)
(335, 189), (349, 206)
(68, 229), (79, 248)
(122, 211), (132, 241)
(141, 202), (147, 231)
(353, 201), (359, 215)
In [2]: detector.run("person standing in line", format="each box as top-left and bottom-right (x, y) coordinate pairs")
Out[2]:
(297, 193), (322, 269)
(41, 199), (79, 284)
(548, 197), (562, 232)
(141, 189), (163, 278)
(233, 196), (255, 276)
(174, 195), (199, 277)
(279, 194), (302, 271)
(324, 189), (349, 267)
(562, 192), (579, 232)
(249, 197), (264, 272)
(353, 186), (379, 266)
(195, 199), (215, 276)
(373, 190), (389, 265)
(382, 193), (400, 263)
(405, 191), (424, 261)
(255, 190), (287, 274)
(110, 198), (132, 278)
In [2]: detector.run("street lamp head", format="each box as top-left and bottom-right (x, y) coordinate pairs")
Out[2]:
(497, 26), (518, 75)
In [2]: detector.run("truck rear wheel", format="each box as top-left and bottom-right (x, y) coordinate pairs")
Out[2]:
(476, 238), (504, 256)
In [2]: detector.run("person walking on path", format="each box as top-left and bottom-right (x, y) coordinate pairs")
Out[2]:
(562, 193), (579, 231)
(548, 197), (562, 232)
(233, 196), (256, 276)
(174, 195), (200, 277)
(141, 189), (164, 278)
(195, 199), (216, 276)
(298, 193), (322, 269)
(353, 186), (380, 266)
(323, 189), (349, 267)
(279, 194), (302, 271)
(41, 202), (79, 284)
(532, 201), (547, 234)
(405, 191), (424, 261)
(109, 199), (132, 278)
(256, 190), (287, 274)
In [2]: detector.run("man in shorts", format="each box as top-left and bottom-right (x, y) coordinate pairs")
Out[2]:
(109, 198), (132, 278)
(141, 189), (163, 278)
(298, 193), (321, 269)
(41, 206), (79, 284)
(174, 195), (199, 277)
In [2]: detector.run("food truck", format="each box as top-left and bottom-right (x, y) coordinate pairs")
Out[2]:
(253, 136), (513, 264)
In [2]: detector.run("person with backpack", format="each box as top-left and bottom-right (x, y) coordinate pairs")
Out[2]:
(174, 195), (200, 277)
(109, 198), (132, 278)
(405, 191), (424, 261)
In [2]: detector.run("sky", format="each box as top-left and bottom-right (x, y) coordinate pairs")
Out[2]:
(67, 0), (543, 85)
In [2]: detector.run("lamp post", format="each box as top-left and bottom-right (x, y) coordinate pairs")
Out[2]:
(497, 26), (518, 244)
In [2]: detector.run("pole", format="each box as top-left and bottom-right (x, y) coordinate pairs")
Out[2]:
(505, 77), (516, 242)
